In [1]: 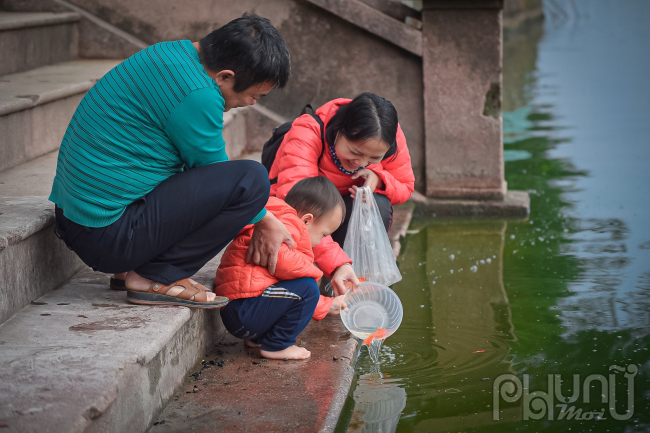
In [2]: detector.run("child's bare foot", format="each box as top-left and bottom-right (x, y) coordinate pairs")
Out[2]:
(244, 339), (261, 348)
(261, 345), (311, 360)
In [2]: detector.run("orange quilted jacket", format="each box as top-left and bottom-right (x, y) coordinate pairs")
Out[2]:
(214, 197), (348, 320)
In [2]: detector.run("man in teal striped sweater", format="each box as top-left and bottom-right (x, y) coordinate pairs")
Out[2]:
(50, 14), (294, 307)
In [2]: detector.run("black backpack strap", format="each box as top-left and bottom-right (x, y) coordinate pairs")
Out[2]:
(267, 104), (325, 187)
(301, 104), (326, 164)
(300, 104), (314, 115)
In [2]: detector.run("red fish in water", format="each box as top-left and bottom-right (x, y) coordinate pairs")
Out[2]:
(362, 327), (387, 346)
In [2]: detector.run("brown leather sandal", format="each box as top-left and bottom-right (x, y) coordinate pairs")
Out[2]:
(126, 278), (228, 309)
(113, 276), (213, 292)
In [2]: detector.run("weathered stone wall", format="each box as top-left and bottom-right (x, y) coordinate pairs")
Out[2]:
(12, 0), (426, 192)
(0, 0), (541, 197)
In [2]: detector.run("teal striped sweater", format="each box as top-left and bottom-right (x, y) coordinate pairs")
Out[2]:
(50, 40), (266, 227)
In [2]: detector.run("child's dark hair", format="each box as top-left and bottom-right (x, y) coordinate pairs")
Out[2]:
(199, 13), (291, 92)
(325, 92), (399, 161)
(285, 177), (346, 222)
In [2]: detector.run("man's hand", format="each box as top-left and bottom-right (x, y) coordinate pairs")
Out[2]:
(246, 212), (294, 275)
(331, 264), (360, 296)
(349, 169), (384, 199)
(328, 295), (348, 316)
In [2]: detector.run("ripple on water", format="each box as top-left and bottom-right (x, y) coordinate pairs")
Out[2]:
(355, 318), (515, 396)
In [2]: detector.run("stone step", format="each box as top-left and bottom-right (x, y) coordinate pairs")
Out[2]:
(0, 59), (120, 173)
(0, 151), (84, 325)
(0, 11), (81, 76)
(223, 104), (286, 160)
(0, 254), (226, 433)
(154, 317), (357, 432)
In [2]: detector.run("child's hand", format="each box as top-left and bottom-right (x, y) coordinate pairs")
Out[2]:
(328, 295), (347, 315)
(331, 264), (360, 296)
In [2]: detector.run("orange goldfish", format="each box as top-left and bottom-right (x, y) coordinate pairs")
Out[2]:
(362, 327), (387, 346)
(345, 277), (367, 289)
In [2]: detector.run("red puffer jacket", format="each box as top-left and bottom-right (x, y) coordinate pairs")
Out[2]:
(214, 197), (350, 320)
(269, 98), (415, 272)
(269, 98), (415, 204)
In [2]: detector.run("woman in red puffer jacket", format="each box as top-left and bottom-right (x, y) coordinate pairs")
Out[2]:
(268, 93), (415, 295)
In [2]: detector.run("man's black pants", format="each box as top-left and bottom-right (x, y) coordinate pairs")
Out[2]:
(54, 160), (269, 285)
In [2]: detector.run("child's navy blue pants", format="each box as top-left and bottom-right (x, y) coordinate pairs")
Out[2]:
(220, 278), (320, 351)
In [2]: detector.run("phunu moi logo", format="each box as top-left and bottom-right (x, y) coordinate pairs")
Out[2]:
(492, 364), (638, 421)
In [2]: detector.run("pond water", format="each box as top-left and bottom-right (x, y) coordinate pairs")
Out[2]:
(336, 1), (650, 432)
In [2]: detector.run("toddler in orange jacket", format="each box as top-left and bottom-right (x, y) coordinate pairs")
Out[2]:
(215, 177), (349, 360)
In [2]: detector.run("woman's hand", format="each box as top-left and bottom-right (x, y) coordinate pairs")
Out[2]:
(328, 295), (348, 316)
(246, 212), (295, 275)
(349, 169), (384, 199)
(331, 263), (360, 296)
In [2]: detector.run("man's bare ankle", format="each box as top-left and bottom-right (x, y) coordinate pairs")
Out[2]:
(125, 271), (152, 292)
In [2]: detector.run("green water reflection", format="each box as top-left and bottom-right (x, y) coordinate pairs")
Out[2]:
(337, 1), (650, 432)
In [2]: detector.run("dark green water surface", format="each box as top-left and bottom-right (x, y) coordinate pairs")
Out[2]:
(337, 1), (650, 432)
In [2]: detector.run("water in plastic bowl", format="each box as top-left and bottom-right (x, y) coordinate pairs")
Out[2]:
(340, 282), (403, 362)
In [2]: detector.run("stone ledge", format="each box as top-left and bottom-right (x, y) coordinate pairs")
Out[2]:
(53, 0), (150, 51)
(153, 316), (358, 432)
(0, 255), (225, 433)
(388, 203), (415, 257)
(0, 152), (60, 251)
(422, 0), (504, 9)
(306, 0), (423, 56)
(411, 190), (530, 218)
(0, 11), (80, 31)
(0, 152), (86, 324)
(0, 60), (119, 117)
(223, 104), (288, 160)
(358, 0), (422, 22)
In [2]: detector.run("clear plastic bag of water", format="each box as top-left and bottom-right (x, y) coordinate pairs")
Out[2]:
(343, 186), (402, 286)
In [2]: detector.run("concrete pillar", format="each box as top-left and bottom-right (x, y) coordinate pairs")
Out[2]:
(422, 0), (506, 200)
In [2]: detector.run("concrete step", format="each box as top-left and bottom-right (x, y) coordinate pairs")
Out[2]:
(0, 254), (226, 433)
(0, 59), (120, 172)
(0, 11), (81, 76)
(223, 104), (286, 160)
(0, 151), (85, 325)
(154, 318), (357, 432)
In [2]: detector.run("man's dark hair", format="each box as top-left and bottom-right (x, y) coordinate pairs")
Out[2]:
(285, 177), (346, 223)
(325, 92), (399, 160)
(199, 13), (291, 92)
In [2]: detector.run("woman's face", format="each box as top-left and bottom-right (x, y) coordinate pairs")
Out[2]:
(334, 134), (389, 172)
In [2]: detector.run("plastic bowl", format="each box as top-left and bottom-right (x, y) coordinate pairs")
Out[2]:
(340, 282), (403, 341)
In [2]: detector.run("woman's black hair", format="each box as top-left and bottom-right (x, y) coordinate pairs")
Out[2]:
(199, 13), (291, 92)
(325, 93), (399, 161)
(285, 177), (346, 223)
